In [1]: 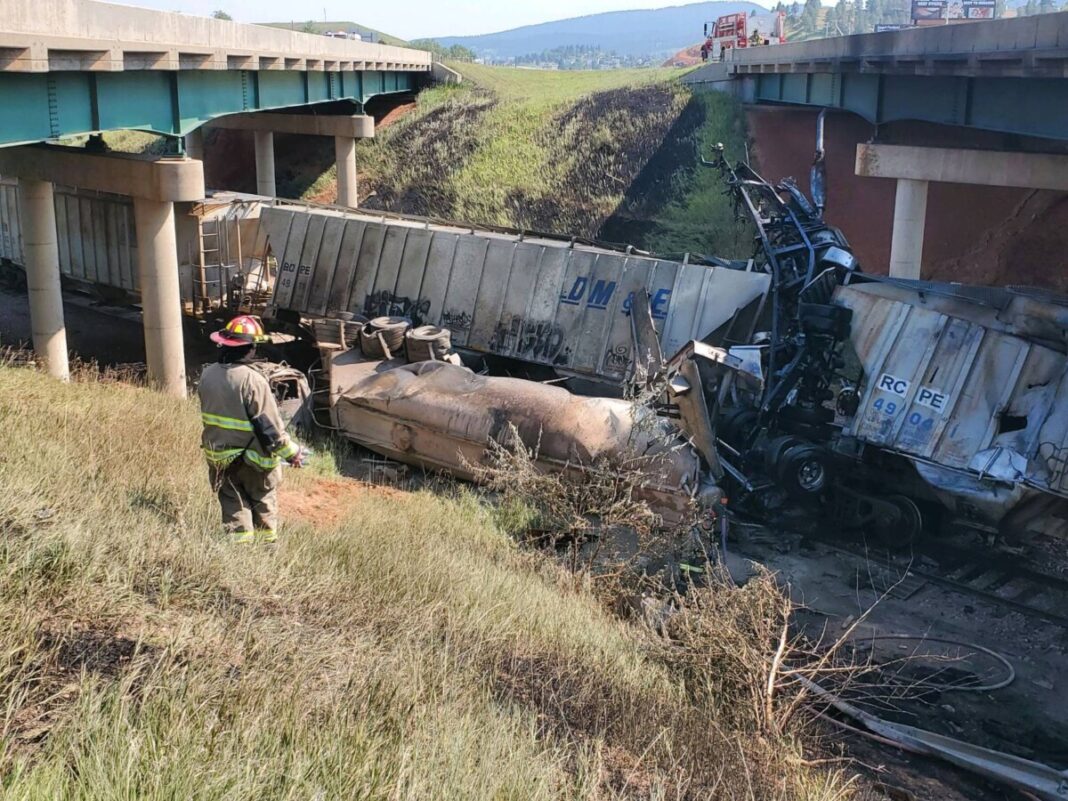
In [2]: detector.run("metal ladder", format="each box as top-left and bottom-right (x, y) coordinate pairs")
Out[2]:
(193, 216), (229, 313)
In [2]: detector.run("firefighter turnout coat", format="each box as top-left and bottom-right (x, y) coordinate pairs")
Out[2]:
(198, 362), (299, 471)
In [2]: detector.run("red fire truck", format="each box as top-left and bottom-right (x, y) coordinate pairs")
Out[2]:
(700, 11), (787, 61)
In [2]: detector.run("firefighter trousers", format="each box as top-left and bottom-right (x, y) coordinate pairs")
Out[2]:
(208, 459), (281, 543)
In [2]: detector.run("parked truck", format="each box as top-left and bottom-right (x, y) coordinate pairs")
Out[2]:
(700, 11), (787, 61)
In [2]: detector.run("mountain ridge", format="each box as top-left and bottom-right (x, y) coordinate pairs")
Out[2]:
(431, 1), (766, 60)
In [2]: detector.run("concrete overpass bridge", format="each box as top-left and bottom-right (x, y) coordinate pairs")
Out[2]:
(0, 0), (433, 396)
(684, 13), (1068, 283)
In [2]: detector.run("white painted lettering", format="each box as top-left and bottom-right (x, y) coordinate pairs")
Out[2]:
(877, 373), (910, 398)
(915, 386), (949, 414)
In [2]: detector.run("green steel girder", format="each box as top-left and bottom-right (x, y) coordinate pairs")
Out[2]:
(0, 68), (419, 146)
(752, 72), (1068, 141)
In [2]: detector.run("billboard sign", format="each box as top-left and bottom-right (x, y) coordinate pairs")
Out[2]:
(911, 0), (995, 19)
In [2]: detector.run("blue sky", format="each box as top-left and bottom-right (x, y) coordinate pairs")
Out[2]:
(111, 0), (721, 40)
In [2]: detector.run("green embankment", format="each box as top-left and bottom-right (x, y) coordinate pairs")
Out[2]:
(348, 63), (754, 260)
(0, 364), (855, 799)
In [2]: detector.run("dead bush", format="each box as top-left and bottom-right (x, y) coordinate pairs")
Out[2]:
(465, 421), (693, 581)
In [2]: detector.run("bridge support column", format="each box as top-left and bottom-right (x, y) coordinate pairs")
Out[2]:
(133, 197), (186, 398)
(17, 178), (69, 381)
(254, 130), (276, 196)
(0, 147), (203, 397)
(211, 113), (373, 203)
(184, 128), (204, 161)
(888, 178), (928, 280)
(335, 135), (358, 207)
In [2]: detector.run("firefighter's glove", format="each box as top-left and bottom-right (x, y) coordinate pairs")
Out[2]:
(288, 446), (311, 469)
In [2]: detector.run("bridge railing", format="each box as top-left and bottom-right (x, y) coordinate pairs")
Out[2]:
(1, 0), (432, 72)
(729, 12), (1068, 69)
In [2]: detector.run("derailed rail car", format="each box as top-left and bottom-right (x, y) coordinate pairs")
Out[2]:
(835, 281), (1068, 538)
(261, 205), (772, 386)
(703, 153), (1068, 543)
(0, 178), (272, 316)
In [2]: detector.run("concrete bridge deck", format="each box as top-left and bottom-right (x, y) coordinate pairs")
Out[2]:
(0, 0), (431, 146)
(685, 13), (1068, 141)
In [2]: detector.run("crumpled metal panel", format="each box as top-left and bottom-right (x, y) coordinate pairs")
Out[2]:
(263, 206), (771, 383)
(837, 282), (1068, 496)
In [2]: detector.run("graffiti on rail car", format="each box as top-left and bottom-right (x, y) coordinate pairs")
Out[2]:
(490, 316), (570, 365)
(363, 291), (432, 325)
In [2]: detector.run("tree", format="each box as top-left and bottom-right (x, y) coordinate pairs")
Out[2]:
(300, 20), (317, 33)
(801, 0), (823, 31)
(446, 44), (476, 62)
(825, 5), (839, 33)
(211, 9), (232, 19)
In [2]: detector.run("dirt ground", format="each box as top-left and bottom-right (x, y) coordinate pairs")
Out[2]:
(279, 475), (405, 529)
(0, 286), (217, 376)
(726, 523), (1068, 801)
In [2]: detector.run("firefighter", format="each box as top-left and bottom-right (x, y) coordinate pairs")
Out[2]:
(198, 315), (307, 544)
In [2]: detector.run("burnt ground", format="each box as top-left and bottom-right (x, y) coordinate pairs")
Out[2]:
(726, 523), (1068, 801)
(358, 91), (498, 217)
(597, 93), (708, 246)
(506, 84), (686, 237)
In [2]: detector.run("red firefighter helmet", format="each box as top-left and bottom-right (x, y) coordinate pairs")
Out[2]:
(210, 315), (270, 347)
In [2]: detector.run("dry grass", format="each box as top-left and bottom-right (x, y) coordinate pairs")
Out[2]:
(0, 362), (863, 800)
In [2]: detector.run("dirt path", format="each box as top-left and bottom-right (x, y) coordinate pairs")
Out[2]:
(279, 475), (405, 530)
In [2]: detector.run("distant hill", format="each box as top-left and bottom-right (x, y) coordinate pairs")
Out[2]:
(432, 1), (765, 62)
(261, 21), (409, 47)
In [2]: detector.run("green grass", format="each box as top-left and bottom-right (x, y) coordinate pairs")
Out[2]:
(457, 62), (682, 103)
(353, 64), (707, 238)
(347, 61), (756, 258)
(0, 363), (858, 800)
(639, 90), (757, 259)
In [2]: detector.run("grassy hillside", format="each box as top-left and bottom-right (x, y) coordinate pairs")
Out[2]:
(0, 362), (857, 799)
(334, 64), (754, 259)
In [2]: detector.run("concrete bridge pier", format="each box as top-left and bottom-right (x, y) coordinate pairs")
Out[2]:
(857, 144), (1068, 280)
(254, 131), (276, 197)
(184, 128), (204, 161)
(133, 197), (186, 396)
(0, 146), (204, 397)
(888, 179), (929, 281)
(211, 112), (373, 205)
(335, 135), (358, 207)
(16, 178), (69, 381)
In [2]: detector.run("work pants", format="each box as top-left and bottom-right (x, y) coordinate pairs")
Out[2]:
(208, 459), (281, 543)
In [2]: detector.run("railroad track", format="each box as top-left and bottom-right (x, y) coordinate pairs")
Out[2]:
(812, 534), (1068, 630)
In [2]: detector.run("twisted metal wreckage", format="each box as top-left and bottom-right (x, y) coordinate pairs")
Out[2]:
(261, 148), (1068, 548)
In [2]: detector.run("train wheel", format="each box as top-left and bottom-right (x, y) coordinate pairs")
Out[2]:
(776, 444), (831, 500)
(876, 494), (924, 548)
